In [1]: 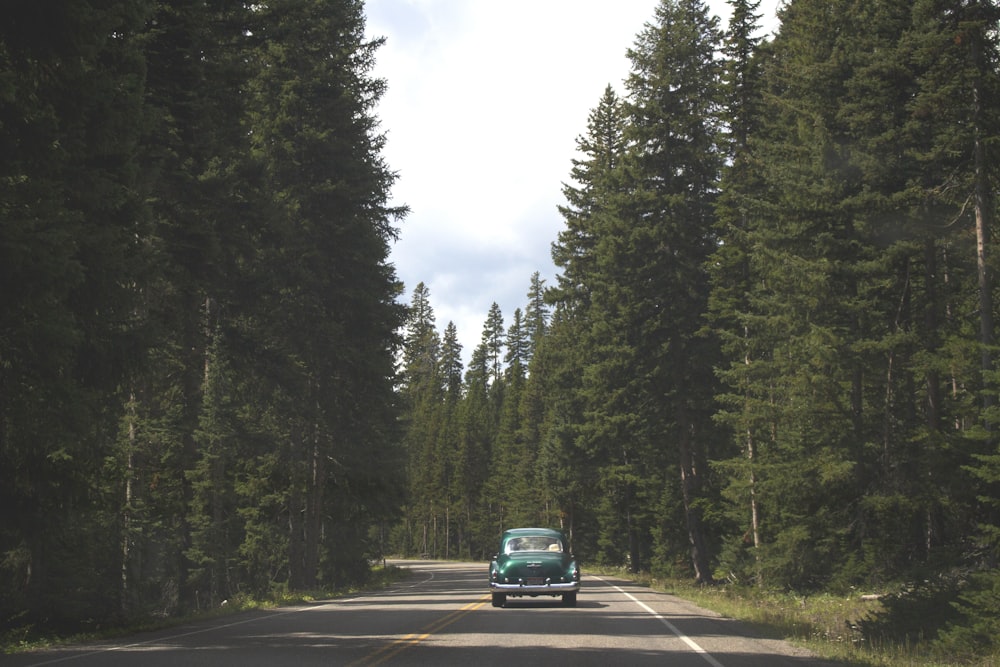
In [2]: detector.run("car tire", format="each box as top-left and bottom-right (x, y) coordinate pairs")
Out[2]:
(562, 592), (577, 607)
(491, 593), (506, 608)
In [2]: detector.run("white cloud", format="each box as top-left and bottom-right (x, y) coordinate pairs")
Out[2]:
(366, 0), (780, 363)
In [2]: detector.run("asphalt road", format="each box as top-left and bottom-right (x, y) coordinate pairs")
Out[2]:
(2, 561), (843, 666)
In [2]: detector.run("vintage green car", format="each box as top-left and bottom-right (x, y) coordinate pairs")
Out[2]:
(488, 527), (580, 607)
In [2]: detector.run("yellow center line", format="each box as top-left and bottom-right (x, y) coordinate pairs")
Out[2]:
(350, 594), (491, 666)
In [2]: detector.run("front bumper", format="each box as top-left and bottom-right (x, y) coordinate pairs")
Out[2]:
(489, 580), (580, 596)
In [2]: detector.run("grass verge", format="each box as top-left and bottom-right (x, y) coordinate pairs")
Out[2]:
(592, 567), (1000, 667)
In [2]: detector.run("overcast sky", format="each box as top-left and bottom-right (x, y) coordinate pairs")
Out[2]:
(364, 0), (779, 364)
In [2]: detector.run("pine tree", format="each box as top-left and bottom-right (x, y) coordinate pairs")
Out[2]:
(725, 0), (980, 589)
(552, 85), (628, 313)
(482, 302), (506, 387)
(505, 308), (530, 371)
(477, 304), (509, 538)
(132, 0), (251, 611)
(549, 85), (628, 564)
(2, 0), (405, 627)
(833, 0), (969, 583)
(400, 283), (443, 555)
(708, 0), (768, 584)
(460, 342), (497, 557)
(731, 0), (873, 590)
(440, 321), (464, 398)
(402, 283), (441, 394)
(438, 322), (464, 557)
(0, 0), (152, 625)
(532, 307), (590, 542)
(492, 351), (528, 527)
(238, 0), (405, 589)
(910, 0), (1000, 645)
(524, 271), (550, 362)
(611, 0), (725, 581)
(186, 328), (239, 608)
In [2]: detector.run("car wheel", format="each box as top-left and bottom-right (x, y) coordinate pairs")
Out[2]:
(562, 592), (577, 607)
(491, 593), (506, 608)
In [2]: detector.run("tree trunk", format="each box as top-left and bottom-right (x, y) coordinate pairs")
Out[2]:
(971, 3), (993, 412)
(749, 459), (761, 571)
(303, 427), (324, 589)
(121, 393), (137, 613)
(678, 406), (713, 584)
(925, 239), (942, 432)
(743, 327), (762, 580)
(288, 430), (305, 590)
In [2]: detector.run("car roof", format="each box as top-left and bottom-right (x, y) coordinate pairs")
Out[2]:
(501, 527), (564, 539)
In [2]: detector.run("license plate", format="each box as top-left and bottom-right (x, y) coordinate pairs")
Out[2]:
(526, 578), (544, 585)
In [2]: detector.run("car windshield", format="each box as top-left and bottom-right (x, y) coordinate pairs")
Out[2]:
(505, 536), (563, 553)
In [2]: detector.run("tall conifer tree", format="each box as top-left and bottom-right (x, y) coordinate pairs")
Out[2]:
(0, 0), (152, 623)
(239, 0), (405, 589)
(550, 86), (628, 565)
(137, 0), (251, 611)
(524, 271), (550, 362)
(709, 0), (768, 583)
(608, 0), (724, 580)
(400, 283), (442, 555)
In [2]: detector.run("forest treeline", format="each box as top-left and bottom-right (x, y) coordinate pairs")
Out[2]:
(394, 0), (1000, 653)
(3, 0), (1000, 655)
(1, 0), (406, 634)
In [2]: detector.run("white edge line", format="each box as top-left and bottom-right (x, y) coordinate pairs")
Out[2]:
(592, 574), (726, 667)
